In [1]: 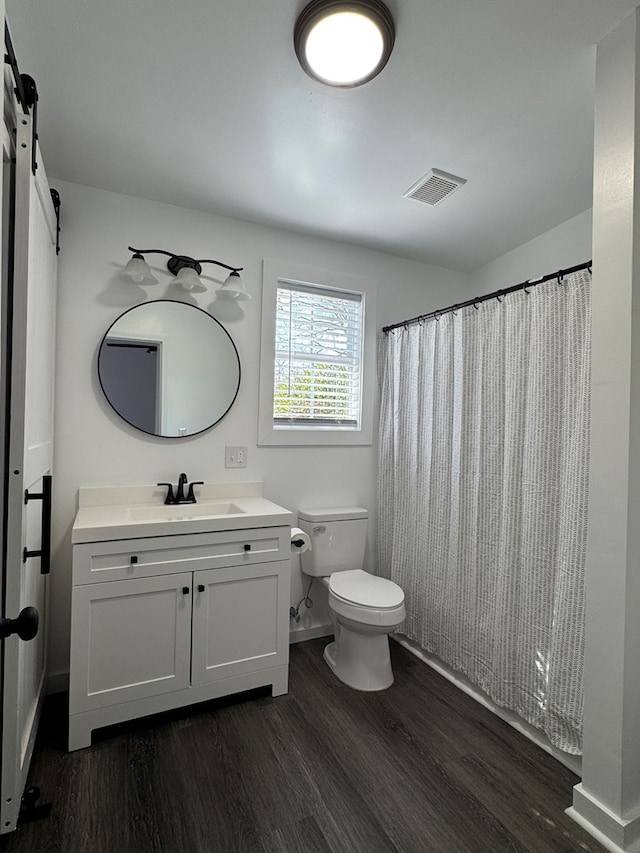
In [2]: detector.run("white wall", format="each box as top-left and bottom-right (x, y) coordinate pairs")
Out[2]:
(569, 12), (640, 848)
(471, 208), (592, 292)
(50, 179), (472, 679)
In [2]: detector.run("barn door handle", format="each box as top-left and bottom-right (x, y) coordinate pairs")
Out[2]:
(23, 474), (52, 574)
(0, 606), (39, 641)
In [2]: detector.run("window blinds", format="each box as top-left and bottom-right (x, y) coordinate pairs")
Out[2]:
(273, 282), (364, 427)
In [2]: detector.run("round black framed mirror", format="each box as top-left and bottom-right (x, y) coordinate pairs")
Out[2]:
(98, 300), (241, 437)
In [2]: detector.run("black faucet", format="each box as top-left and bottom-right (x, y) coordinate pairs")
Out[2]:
(176, 473), (188, 503)
(157, 473), (204, 505)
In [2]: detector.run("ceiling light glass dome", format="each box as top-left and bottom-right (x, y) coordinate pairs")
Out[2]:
(295, 0), (395, 88)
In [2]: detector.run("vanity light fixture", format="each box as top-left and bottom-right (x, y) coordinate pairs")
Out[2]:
(217, 270), (251, 301)
(294, 0), (395, 87)
(121, 246), (248, 298)
(121, 252), (159, 284)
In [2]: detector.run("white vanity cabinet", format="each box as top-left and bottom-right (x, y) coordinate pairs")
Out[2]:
(69, 522), (291, 750)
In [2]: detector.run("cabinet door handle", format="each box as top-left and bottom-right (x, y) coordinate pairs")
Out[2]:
(244, 543), (251, 552)
(130, 556), (138, 564)
(182, 586), (190, 595)
(197, 584), (205, 593)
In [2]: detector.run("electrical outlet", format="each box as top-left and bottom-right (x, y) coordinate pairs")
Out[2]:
(225, 445), (247, 468)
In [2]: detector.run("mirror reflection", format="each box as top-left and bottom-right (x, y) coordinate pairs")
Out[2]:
(98, 300), (241, 437)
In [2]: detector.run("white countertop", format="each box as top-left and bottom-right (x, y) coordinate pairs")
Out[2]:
(72, 482), (293, 543)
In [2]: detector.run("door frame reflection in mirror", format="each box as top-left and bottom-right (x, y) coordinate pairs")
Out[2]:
(97, 300), (241, 438)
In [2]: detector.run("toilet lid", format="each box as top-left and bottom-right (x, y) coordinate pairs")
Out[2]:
(329, 570), (404, 608)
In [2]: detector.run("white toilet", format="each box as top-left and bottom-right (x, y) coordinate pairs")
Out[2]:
(297, 507), (405, 691)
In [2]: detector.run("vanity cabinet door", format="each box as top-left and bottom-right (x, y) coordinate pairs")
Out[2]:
(191, 562), (289, 686)
(69, 572), (193, 712)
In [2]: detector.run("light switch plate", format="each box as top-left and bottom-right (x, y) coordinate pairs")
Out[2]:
(225, 445), (247, 468)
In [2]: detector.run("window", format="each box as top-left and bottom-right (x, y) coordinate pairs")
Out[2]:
(259, 260), (376, 446)
(274, 283), (363, 428)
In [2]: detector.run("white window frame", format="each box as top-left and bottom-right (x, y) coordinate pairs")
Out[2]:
(258, 259), (376, 446)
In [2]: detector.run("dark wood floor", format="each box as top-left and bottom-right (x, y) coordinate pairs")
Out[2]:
(1, 639), (604, 853)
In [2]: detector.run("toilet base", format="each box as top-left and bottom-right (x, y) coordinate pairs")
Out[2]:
(323, 627), (394, 692)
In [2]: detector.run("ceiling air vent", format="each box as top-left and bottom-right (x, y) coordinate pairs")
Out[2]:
(404, 169), (467, 206)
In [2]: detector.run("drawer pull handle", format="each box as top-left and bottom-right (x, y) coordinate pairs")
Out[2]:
(244, 543), (251, 552)
(182, 586), (190, 595)
(130, 556), (138, 564)
(198, 584), (205, 593)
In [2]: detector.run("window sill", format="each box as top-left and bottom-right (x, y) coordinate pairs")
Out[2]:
(258, 424), (373, 447)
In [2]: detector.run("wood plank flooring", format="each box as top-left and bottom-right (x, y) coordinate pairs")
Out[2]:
(1, 639), (604, 853)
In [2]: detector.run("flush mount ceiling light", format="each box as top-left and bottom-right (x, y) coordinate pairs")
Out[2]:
(121, 246), (249, 299)
(294, 0), (395, 87)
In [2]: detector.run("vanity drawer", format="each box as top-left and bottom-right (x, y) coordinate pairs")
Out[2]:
(73, 527), (290, 585)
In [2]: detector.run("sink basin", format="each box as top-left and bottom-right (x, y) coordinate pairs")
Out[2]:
(128, 502), (245, 522)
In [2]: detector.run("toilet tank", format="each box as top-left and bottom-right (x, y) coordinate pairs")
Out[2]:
(297, 507), (368, 577)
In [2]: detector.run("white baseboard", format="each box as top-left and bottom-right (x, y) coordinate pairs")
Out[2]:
(567, 785), (640, 853)
(393, 633), (581, 776)
(289, 623), (333, 644)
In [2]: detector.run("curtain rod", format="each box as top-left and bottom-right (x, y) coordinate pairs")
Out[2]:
(382, 259), (593, 334)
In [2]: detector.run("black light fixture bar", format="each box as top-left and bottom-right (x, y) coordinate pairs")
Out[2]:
(128, 246), (243, 275)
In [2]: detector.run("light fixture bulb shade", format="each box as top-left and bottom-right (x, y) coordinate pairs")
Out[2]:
(294, 0), (395, 87)
(218, 271), (251, 301)
(121, 254), (158, 284)
(175, 266), (206, 292)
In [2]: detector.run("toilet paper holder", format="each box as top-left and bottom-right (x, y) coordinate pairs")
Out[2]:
(290, 527), (312, 552)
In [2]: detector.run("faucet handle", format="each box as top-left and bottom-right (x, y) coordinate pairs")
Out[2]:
(157, 483), (176, 505)
(186, 481), (204, 503)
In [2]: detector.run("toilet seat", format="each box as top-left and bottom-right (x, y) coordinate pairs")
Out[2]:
(327, 570), (406, 628)
(328, 569), (404, 609)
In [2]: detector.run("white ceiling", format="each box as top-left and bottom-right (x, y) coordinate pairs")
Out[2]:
(6, 0), (638, 272)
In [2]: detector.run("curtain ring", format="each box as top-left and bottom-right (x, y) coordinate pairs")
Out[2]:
(557, 270), (564, 284)
(452, 304), (458, 316)
(496, 291), (503, 303)
(434, 312), (441, 321)
(473, 299), (480, 310)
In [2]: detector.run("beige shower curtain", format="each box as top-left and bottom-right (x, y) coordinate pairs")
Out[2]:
(378, 269), (591, 753)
